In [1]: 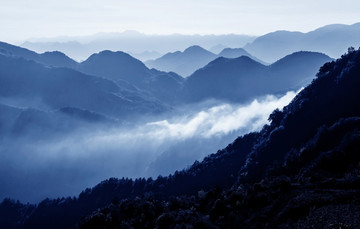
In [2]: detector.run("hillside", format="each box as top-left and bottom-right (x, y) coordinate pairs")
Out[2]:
(1, 48), (359, 228)
(80, 47), (360, 228)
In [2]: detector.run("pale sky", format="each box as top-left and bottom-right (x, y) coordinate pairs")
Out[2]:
(1, 0), (359, 43)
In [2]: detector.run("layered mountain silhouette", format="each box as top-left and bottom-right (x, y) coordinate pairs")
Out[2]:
(0, 42), (185, 108)
(183, 51), (332, 103)
(1, 41), (329, 109)
(218, 47), (266, 64)
(21, 33), (255, 62)
(146, 45), (266, 77)
(0, 54), (166, 119)
(0, 41), (78, 68)
(244, 23), (360, 63)
(77, 50), (184, 104)
(146, 45), (218, 77)
(1, 48), (359, 228)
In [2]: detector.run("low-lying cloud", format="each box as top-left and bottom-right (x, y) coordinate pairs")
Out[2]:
(0, 90), (298, 203)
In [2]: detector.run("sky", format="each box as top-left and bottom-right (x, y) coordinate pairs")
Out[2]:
(0, 0), (360, 43)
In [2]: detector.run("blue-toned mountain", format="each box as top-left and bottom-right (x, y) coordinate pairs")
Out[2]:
(244, 23), (360, 63)
(183, 51), (331, 103)
(3, 48), (360, 229)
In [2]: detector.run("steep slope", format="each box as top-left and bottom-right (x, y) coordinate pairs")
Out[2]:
(2, 49), (359, 228)
(183, 51), (331, 103)
(79, 48), (360, 228)
(244, 22), (360, 63)
(146, 45), (218, 77)
(0, 41), (78, 68)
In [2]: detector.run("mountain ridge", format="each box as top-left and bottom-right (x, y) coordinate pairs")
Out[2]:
(183, 51), (332, 103)
(2, 48), (359, 229)
(244, 22), (360, 62)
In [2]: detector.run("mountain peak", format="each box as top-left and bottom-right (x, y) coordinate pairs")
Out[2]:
(183, 45), (210, 54)
(83, 50), (143, 67)
(92, 50), (131, 59)
(272, 51), (332, 66)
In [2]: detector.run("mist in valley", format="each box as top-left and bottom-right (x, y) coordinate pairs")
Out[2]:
(0, 91), (298, 202)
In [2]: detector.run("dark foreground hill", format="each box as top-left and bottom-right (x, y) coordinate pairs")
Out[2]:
(1, 48), (360, 228)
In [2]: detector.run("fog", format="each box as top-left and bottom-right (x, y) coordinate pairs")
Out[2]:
(21, 33), (256, 62)
(0, 91), (298, 203)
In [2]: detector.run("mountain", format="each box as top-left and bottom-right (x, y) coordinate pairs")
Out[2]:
(128, 50), (163, 62)
(77, 50), (184, 104)
(218, 47), (267, 64)
(78, 50), (153, 87)
(244, 22), (360, 63)
(0, 42), (184, 106)
(21, 33), (256, 62)
(183, 51), (332, 103)
(0, 54), (165, 118)
(146, 45), (266, 77)
(209, 44), (229, 54)
(0, 41), (78, 68)
(146, 45), (218, 77)
(2, 48), (359, 229)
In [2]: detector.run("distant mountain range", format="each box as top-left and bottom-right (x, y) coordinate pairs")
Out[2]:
(0, 42), (185, 110)
(244, 22), (360, 63)
(2, 46), (359, 229)
(0, 54), (167, 119)
(218, 47), (266, 64)
(21, 32), (256, 61)
(0, 41), (330, 110)
(146, 45), (266, 77)
(146, 45), (217, 77)
(19, 22), (360, 66)
(77, 50), (185, 104)
(0, 41), (78, 68)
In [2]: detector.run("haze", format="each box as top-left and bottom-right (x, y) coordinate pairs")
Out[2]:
(0, 91), (297, 202)
(1, 0), (360, 43)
